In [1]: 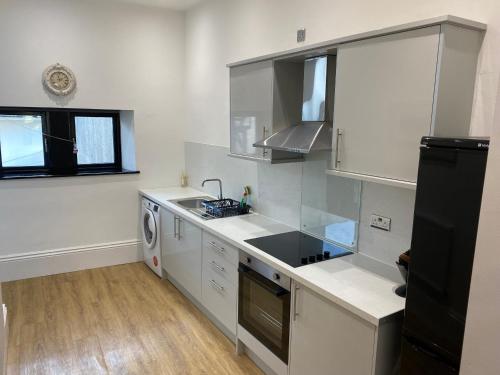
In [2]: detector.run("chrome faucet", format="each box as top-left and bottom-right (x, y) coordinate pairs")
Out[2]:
(202, 178), (223, 200)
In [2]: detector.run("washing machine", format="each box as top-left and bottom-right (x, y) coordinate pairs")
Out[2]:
(141, 197), (162, 277)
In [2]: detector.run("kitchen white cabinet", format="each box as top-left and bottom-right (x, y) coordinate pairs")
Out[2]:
(0, 284), (6, 375)
(332, 25), (483, 184)
(201, 232), (238, 335)
(230, 60), (273, 160)
(159, 211), (238, 336)
(230, 60), (304, 163)
(289, 283), (402, 375)
(160, 208), (202, 301)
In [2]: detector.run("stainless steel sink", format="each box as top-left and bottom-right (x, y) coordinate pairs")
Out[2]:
(174, 197), (212, 209)
(170, 196), (217, 220)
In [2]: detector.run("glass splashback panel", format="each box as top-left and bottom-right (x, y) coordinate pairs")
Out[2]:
(300, 151), (361, 250)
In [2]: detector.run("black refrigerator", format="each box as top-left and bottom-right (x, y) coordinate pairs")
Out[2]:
(400, 137), (489, 374)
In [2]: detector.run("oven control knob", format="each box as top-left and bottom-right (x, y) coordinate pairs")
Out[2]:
(308, 256), (316, 263)
(301, 257), (308, 265)
(247, 257), (252, 264)
(324, 251), (331, 259)
(273, 273), (280, 281)
(316, 253), (324, 261)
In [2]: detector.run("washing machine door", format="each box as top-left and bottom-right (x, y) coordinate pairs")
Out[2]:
(142, 207), (157, 249)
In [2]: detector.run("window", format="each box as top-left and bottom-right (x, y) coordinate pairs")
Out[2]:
(75, 116), (115, 165)
(0, 113), (45, 168)
(0, 107), (123, 177)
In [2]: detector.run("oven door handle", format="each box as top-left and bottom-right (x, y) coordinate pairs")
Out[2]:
(238, 264), (289, 297)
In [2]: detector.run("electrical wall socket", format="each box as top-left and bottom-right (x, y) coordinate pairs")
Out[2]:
(370, 214), (391, 231)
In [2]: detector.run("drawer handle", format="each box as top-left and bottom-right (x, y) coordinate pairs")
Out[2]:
(209, 279), (224, 293)
(209, 241), (225, 255)
(211, 261), (225, 273)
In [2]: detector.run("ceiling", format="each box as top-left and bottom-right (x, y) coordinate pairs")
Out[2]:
(106, 0), (205, 11)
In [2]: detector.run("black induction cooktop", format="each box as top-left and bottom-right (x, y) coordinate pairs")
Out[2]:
(244, 231), (352, 268)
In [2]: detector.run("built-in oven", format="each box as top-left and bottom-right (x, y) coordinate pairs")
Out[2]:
(238, 253), (291, 363)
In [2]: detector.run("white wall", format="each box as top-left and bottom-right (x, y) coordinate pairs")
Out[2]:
(185, 0), (500, 145)
(461, 71), (500, 374)
(0, 0), (185, 279)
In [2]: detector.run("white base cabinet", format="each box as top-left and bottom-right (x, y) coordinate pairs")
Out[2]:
(158, 208), (402, 375)
(160, 208), (238, 336)
(201, 232), (238, 335)
(289, 283), (402, 375)
(0, 284), (6, 375)
(160, 208), (202, 301)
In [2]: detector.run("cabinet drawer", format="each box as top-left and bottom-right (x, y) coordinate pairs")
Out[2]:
(203, 246), (238, 285)
(203, 232), (239, 266)
(202, 267), (237, 334)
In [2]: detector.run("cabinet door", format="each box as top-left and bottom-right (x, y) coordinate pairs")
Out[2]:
(160, 208), (177, 274)
(161, 211), (202, 301)
(230, 60), (273, 160)
(289, 284), (376, 375)
(333, 26), (440, 182)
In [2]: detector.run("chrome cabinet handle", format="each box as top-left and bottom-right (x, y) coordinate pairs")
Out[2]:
(178, 217), (181, 240)
(174, 216), (181, 240)
(262, 127), (268, 157)
(173, 216), (178, 239)
(211, 261), (225, 273)
(209, 241), (225, 255)
(209, 279), (224, 293)
(293, 285), (300, 321)
(334, 128), (343, 169)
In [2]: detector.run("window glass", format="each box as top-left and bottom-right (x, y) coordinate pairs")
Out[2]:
(0, 114), (45, 167)
(75, 116), (115, 165)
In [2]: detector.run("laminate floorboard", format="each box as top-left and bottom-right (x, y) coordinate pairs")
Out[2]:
(2, 262), (262, 375)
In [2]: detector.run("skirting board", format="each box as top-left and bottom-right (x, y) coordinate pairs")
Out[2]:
(0, 240), (142, 282)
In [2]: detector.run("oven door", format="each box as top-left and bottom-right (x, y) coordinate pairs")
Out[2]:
(238, 263), (291, 363)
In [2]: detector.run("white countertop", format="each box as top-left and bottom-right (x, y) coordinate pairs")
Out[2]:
(140, 187), (405, 326)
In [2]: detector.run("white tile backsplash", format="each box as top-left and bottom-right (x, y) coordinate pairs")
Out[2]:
(185, 142), (301, 228)
(185, 142), (416, 272)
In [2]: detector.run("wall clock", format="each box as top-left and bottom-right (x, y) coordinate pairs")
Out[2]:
(43, 63), (77, 96)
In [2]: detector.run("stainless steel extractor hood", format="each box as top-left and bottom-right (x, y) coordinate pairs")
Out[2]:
(254, 55), (335, 154)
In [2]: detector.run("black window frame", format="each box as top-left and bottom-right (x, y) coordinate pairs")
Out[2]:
(0, 107), (123, 177)
(71, 110), (122, 171)
(0, 109), (49, 174)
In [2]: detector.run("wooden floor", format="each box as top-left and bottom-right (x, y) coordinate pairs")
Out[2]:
(2, 262), (262, 375)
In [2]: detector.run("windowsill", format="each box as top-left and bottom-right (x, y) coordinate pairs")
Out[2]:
(0, 169), (140, 180)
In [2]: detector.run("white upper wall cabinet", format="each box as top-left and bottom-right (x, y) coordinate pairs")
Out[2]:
(228, 16), (485, 176)
(230, 60), (274, 160)
(332, 24), (483, 184)
(229, 60), (304, 163)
